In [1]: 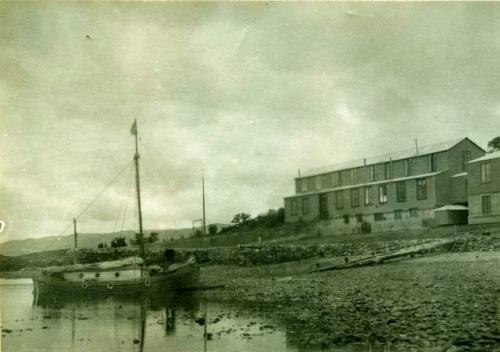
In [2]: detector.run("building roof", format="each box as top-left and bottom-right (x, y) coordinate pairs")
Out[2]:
(285, 171), (443, 199)
(433, 205), (468, 211)
(300, 137), (467, 178)
(468, 150), (500, 163)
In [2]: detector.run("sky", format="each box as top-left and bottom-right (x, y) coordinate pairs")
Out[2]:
(1, 2), (500, 242)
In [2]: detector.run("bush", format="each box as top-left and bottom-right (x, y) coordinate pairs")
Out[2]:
(208, 224), (218, 236)
(111, 237), (127, 248)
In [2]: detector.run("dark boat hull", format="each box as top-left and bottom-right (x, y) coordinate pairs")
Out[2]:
(33, 262), (200, 297)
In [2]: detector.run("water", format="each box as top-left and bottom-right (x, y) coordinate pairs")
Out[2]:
(0, 279), (298, 352)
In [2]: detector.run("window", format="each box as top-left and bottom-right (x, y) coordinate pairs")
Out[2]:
(343, 215), (350, 224)
(335, 191), (344, 209)
(394, 210), (402, 220)
(429, 154), (436, 172)
(291, 199), (298, 215)
(333, 172), (340, 187)
(301, 179), (307, 192)
(481, 163), (491, 184)
(351, 168), (357, 184)
(409, 208), (419, 217)
(404, 159), (410, 176)
(302, 198), (310, 215)
(416, 178), (427, 200)
(378, 184), (388, 204)
(384, 162), (391, 180)
(396, 181), (407, 202)
(482, 195), (492, 214)
(374, 213), (385, 221)
(364, 187), (373, 206)
(462, 151), (471, 171)
(315, 176), (321, 190)
(351, 188), (360, 207)
(370, 165), (376, 181)
(356, 214), (363, 223)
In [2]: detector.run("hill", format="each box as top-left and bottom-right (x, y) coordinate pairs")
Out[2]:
(0, 226), (210, 256)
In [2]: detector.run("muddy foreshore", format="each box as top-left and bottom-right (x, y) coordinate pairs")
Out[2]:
(200, 252), (500, 352)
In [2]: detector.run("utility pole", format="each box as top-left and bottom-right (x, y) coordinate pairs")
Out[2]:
(73, 218), (78, 265)
(202, 169), (206, 235)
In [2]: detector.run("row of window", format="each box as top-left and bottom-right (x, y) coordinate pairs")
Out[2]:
(298, 150), (474, 193)
(335, 178), (427, 209)
(342, 209), (420, 224)
(78, 272), (121, 278)
(290, 178), (428, 216)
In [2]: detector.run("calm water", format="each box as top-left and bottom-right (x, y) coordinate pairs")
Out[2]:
(1, 279), (300, 352)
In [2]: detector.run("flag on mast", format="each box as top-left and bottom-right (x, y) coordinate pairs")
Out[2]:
(130, 120), (137, 136)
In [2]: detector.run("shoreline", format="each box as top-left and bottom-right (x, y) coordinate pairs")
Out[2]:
(2, 251), (499, 351)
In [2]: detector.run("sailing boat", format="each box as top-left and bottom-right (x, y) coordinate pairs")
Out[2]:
(32, 120), (200, 296)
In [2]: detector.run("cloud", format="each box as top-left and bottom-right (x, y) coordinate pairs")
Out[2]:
(1, 2), (499, 241)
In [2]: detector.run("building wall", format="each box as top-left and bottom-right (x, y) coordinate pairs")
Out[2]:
(467, 157), (500, 196)
(317, 209), (434, 235)
(284, 194), (320, 223)
(468, 192), (500, 224)
(450, 175), (468, 204)
(448, 139), (485, 176)
(434, 171), (451, 206)
(286, 175), (439, 227)
(293, 146), (466, 195)
(467, 155), (500, 225)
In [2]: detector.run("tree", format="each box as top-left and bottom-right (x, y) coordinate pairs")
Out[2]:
(208, 224), (218, 236)
(487, 136), (500, 152)
(111, 236), (127, 248)
(149, 232), (159, 243)
(231, 212), (251, 226)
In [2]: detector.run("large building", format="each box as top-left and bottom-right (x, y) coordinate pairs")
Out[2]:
(467, 151), (500, 224)
(283, 138), (486, 234)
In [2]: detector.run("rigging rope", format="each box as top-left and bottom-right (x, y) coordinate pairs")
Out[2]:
(41, 159), (134, 252)
(113, 161), (134, 234)
(119, 160), (135, 234)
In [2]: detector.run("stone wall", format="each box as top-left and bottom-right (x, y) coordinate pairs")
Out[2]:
(1, 234), (498, 272)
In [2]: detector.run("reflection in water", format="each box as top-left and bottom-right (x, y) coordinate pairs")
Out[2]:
(34, 291), (201, 352)
(1, 281), (297, 352)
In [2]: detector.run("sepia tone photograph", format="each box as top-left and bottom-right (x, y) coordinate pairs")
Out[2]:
(1, 1), (500, 352)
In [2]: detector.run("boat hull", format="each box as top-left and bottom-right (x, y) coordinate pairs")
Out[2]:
(33, 262), (200, 297)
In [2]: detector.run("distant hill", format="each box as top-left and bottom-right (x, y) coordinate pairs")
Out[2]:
(0, 225), (226, 257)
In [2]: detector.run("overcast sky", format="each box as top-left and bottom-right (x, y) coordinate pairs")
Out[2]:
(1, 2), (500, 242)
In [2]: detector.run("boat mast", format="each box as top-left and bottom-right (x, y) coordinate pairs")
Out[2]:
(73, 218), (78, 264)
(132, 119), (145, 258)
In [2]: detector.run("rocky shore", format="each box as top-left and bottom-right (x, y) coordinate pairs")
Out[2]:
(200, 252), (500, 352)
(2, 233), (498, 274)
